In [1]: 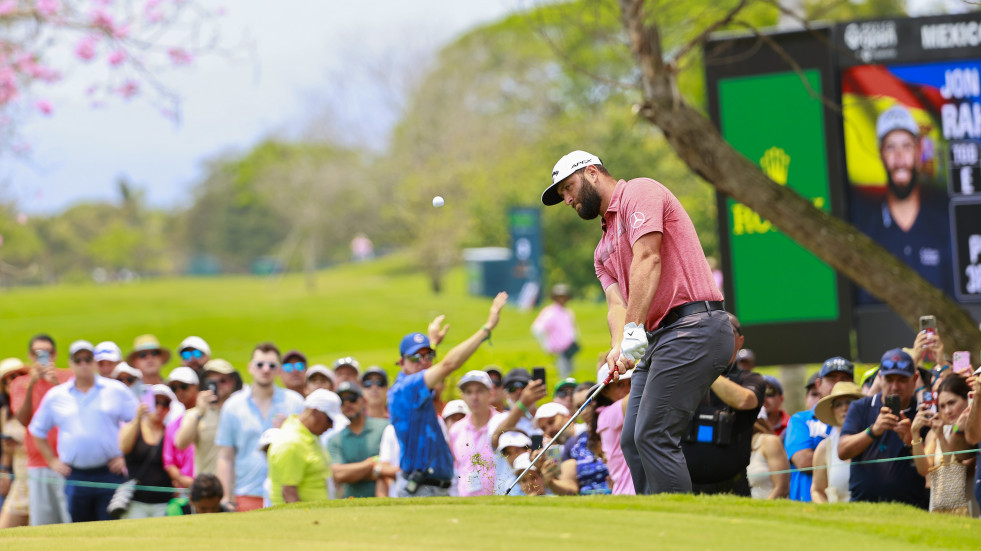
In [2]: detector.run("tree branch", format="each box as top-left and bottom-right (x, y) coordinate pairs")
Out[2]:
(668, 0), (750, 66)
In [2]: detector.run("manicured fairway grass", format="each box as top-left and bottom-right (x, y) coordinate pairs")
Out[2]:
(0, 255), (612, 391)
(2, 495), (977, 550)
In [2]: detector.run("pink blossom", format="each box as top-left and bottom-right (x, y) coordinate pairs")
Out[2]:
(0, 67), (19, 105)
(0, 1), (17, 16)
(28, 63), (60, 82)
(36, 0), (60, 17)
(118, 79), (139, 99)
(168, 48), (192, 66)
(36, 99), (53, 115)
(90, 8), (114, 31)
(107, 50), (125, 66)
(112, 24), (129, 39)
(75, 36), (98, 61)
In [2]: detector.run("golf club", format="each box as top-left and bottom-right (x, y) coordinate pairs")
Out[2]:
(505, 370), (618, 495)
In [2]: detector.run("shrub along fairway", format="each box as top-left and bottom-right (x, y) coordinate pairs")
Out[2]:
(0, 255), (612, 393)
(1, 495), (977, 550)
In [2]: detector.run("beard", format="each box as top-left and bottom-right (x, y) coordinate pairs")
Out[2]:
(575, 175), (603, 220)
(886, 168), (918, 200)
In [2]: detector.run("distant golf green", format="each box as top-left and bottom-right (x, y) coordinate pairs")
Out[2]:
(2, 495), (977, 550)
(0, 255), (612, 392)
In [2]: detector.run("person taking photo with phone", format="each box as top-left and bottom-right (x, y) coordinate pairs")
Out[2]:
(911, 375), (977, 515)
(838, 348), (928, 509)
(9, 334), (73, 526)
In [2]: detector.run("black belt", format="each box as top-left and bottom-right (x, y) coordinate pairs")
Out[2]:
(658, 300), (725, 330)
(420, 476), (452, 489)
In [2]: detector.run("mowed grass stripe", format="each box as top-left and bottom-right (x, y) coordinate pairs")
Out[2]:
(1, 496), (977, 550)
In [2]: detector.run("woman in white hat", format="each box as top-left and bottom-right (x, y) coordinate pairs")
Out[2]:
(0, 358), (29, 528)
(811, 381), (864, 503)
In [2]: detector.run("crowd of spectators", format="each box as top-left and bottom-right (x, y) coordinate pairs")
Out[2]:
(0, 304), (979, 525)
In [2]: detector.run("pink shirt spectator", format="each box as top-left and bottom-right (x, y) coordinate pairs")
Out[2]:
(163, 415), (194, 478)
(597, 401), (634, 495)
(448, 410), (496, 496)
(594, 178), (723, 330)
(531, 303), (576, 354)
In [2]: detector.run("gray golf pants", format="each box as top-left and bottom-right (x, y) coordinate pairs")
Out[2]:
(620, 310), (734, 494)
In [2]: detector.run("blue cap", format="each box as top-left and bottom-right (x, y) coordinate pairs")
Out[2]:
(762, 375), (783, 395)
(879, 348), (915, 378)
(818, 356), (854, 379)
(399, 332), (432, 357)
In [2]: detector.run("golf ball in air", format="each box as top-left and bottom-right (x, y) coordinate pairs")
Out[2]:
(433, 196), (444, 208)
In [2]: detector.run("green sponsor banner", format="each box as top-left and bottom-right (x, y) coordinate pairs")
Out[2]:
(718, 70), (838, 324)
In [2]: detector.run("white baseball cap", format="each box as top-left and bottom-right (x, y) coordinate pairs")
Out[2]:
(257, 428), (282, 452)
(533, 402), (570, 422)
(542, 150), (603, 206)
(597, 364), (634, 385)
(876, 105), (919, 143)
(69, 340), (94, 357)
(512, 452), (536, 474)
(111, 362), (142, 380)
(496, 431), (532, 453)
(167, 366), (200, 386)
(150, 383), (178, 403)
(306, 364), (336, 383)
(457, 370), (493, 390)
(441, 399), (470, 419)
(333, 356), (361, 375)
(304, 389), (349, 431)
(178, 336), (211, 356)
(93, 341), (122, 363)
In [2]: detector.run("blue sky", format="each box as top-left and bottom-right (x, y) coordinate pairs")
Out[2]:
(5, 0), (517, 214)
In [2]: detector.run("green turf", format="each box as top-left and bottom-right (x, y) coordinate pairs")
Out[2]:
(1, 495), (976, 550)
(0, 255), (612, 395)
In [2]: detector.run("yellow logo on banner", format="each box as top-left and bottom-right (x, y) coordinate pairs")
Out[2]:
(732, 146), (824, 236)
(760, 146), (790, 185)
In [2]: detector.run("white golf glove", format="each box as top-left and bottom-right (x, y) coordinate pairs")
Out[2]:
(619, 322), (648, 362)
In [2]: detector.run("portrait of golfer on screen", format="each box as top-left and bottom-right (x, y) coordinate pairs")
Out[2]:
(843, 67), (956, 304)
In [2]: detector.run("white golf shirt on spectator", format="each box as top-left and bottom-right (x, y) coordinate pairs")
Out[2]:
(29, 376), (138, 468)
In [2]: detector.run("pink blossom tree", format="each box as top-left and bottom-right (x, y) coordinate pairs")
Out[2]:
(0, 0), (234, 148)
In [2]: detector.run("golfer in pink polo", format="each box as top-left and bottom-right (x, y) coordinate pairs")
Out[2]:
(541, 151), (733, 495)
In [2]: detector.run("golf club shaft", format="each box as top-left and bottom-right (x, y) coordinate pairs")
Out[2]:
(505, 374), (614, 495)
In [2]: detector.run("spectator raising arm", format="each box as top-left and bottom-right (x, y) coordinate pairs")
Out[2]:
(423, 293), (508, 390)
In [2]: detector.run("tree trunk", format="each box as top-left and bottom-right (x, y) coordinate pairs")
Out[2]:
(617, 0), (981, 360)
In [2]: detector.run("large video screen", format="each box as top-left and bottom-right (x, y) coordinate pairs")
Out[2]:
(842, 58), (981, 303)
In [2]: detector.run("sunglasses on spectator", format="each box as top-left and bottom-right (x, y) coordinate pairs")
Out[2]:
(340, 394), (360, 404)
(765, 388), (780, 397)
(283, 362), (306, 373)
(119, 376), (137, 385)
(180, 349), (204, 361)
(73, 355), (94, 364)
(362, 378), (387, 388)
(155, 398), (171, 409)
(405, 351), (436, 363)
(832, 398), (855, 409)
(506, 382), (527, 393)
(555, 389), (572, 399)
(138, 350), (162, 359)
(254, 361), (279, 370)
(171, 383), (192, 392)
